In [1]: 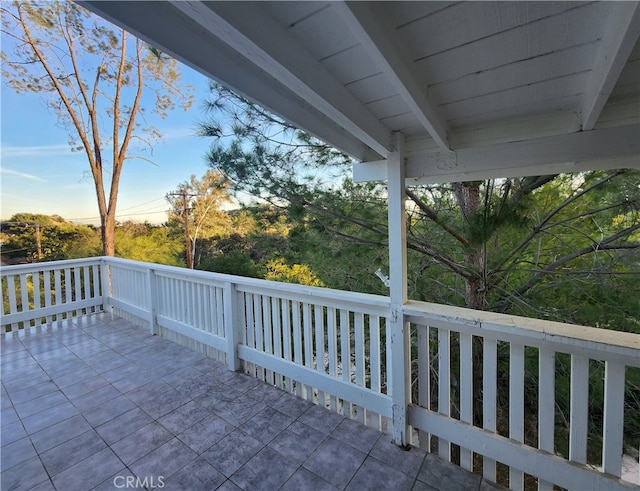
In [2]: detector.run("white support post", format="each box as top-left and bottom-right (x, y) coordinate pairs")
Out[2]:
(224, 281), (242, 371)
(146, 268), (157, 335)
(387, 132), (410, 447)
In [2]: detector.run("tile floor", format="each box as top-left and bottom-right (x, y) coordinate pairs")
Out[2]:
(1, 313), (500, 490)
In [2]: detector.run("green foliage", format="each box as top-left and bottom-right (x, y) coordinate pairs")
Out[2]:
(1, 214), (101, 262)
(114, 221), (183, 266)
(198, 249), (263, 278)
(264, 258), (325, 287)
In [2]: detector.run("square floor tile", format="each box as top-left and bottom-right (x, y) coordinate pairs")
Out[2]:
(303, 436), (366, 488)
(200, 429), (264, 477)
(230, 446), (298, 490)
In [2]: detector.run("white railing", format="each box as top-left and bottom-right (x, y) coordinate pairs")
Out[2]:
(405, 301), (640, 491)
(1, 257), (638, 490)
(1, 258), (104, 330)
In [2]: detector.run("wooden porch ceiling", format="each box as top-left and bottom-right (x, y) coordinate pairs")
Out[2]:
(82, 1), (640, 183)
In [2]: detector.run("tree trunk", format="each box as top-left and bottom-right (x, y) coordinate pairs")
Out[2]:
(101, 211), (116, 256)
(453, 182), (487, 311)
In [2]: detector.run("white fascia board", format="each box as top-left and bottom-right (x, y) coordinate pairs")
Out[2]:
(354, 124), (640, 183)
(81, 1), (382, 162)
(581, 2), (640, 130)
(176, 1), (391, 157)
(335, 1), (450, 151)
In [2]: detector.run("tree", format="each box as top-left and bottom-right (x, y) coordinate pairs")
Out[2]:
(166, 169), (231, 268)
(200, 83), (640, 329)
(0, 213), (101, 262)
(1, 0), (193, 256)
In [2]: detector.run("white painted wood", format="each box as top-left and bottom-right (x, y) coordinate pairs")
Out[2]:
(459, 332), (473, 471)
(336, 1), (449, 150)
(224, 282), (242, 371)
(354, 312), (365, 423)
(7, 276), (18, 330)
(569, 355), (590, 465)
(314, 304), (326, 407)
(369, 314), (382, 429)
(173, 1), (390, 157)
(292, 301), (303, 398)
(340, 308), (352, 416)
(538, 348), (556, 491)
(387, 132), (410, 446)
(302, 302), (313, 400)
(404, 302), (640, 367)
(327, 307), (338, 412)
(19, 273), (29, 322)
(408, 406), (638, 491)
(157, 314), (227, 352)
(509, 343), (525, 490)
(272, 297), (284, 388)
(238, 344), (393, 418)
(483, 338), (498, 482)
(356, 125), (640, 184)
(54, 269), (62, 312)
(2, 298), (104, 326)
(263, 294), (274, 385)
(146, 269), (157, 335)
(406, 124), (640, 184)
(602, 361), (626, 477)
(582, 3), (640, 130)
(32, 271), (41, 323)
(417, 324), (431, 451)
(282, 299), (293, 393)
(44, 270), (53, 323)
(438, 328), (451, 461)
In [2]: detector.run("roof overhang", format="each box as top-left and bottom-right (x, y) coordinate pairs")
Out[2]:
(81, 1), (640, 182)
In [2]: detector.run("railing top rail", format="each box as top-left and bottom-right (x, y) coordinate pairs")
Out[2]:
(0, 257), (103, 276)
(103, 256), (391, 311)
(405, 300), (640, 363)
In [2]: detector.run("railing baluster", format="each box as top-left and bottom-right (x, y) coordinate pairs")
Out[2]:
(569, 355), (589, 465)
(340, 309), (352, 416)
(73, 265), (82, 317)
(19, 272), (29, 327)
(438, 327), (451, 461)
(263, 294), (274, 385)
(33, 270), (41, 326)
(292, 300), (302, 397)
(510, 343), (525, 490)
(7, 275), (19, 331)
(354, 312), (365, 423)
(314, 304), (326, 408)
(483, 338), (498, 481)
(282, 299), (292, 393)
(272, 296), (283, 389)
(602, 361), (625, 477)
(302, 302), (313, 400)
(44, 270), (53, 323)
(538, 348), (555, 491)
(327, 307), (338, 413)
(459, 332), (473, 471)
(369, 314), (381, 430)
(417, 324), (430, 451)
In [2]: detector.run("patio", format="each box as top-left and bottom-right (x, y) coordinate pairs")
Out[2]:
(1, 312), (498, 491)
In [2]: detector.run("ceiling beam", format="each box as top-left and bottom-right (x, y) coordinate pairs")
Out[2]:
(81, 1), (382, 162)
(335, 1), (451, 151)
(581, 2), (640, 130)
(353, 124), (640, 184)
(174, 1), (391, 157)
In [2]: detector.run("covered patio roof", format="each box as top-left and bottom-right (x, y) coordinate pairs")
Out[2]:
(82, 1), (639, 182)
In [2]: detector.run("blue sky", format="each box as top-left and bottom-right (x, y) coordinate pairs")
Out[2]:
(1, 62), (221, 226)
